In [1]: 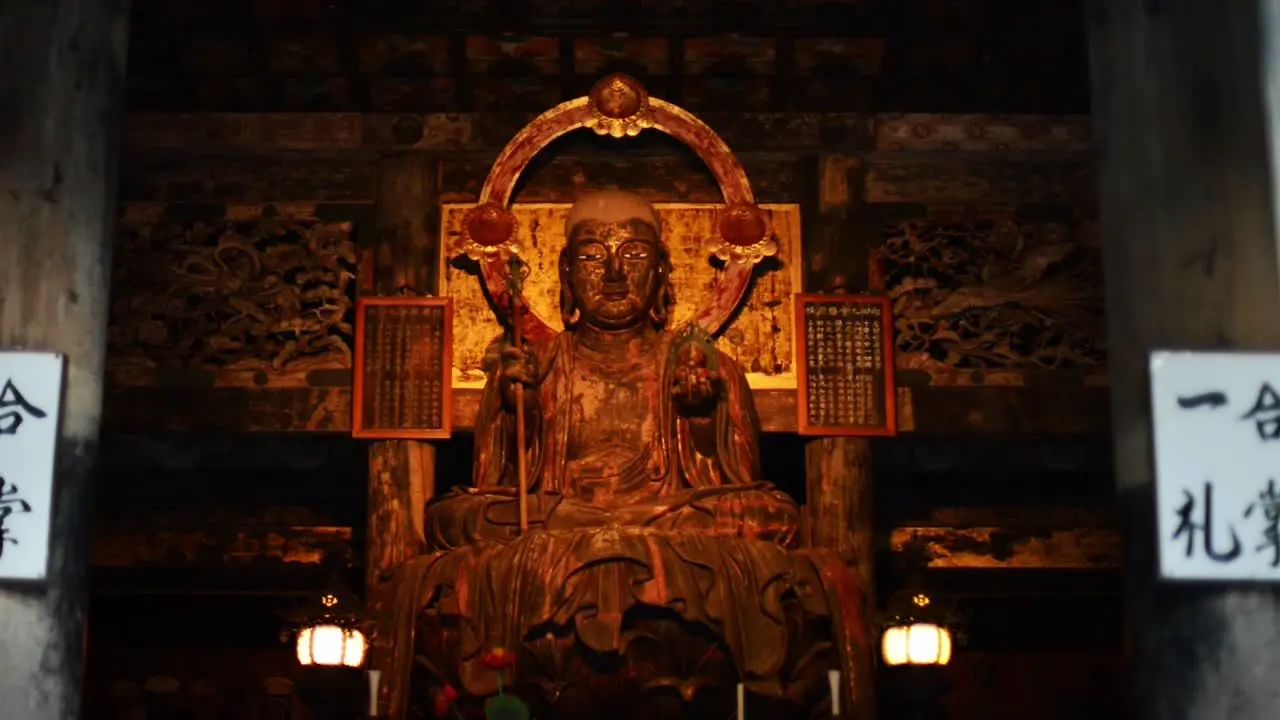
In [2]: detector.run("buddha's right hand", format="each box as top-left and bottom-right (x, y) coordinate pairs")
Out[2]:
(489, 343), (539, 409)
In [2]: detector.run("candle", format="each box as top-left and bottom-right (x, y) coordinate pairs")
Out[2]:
(737, 682), (745, 719)
(828, 670), (841, 716)
(368, 669), (383, 718)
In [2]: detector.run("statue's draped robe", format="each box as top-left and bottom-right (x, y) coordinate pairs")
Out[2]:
(429, 330), (798, 544)
(390, 330), (871, 714)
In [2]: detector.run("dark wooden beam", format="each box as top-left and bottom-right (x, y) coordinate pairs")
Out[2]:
(863, 156), (1096, 205)
(113, 153), (1098, 211)
(907, 385), (1110, 435)
(908, 568), (1121, 599)
(439, 153), (811, 204)
(137, 3), (885, 36)
(333, 0), (371, 112)
(92, 526), (353, 569)
(88, 566), (1124, 600)
(91, 505), (356, 572)
(667, 37), (685, 105)
(88, 506), (1118, 572)
(115, 153), (815, 204)
(89, 566), (337, 597)
(905, 506), (1117, 528)
(887, 505), (1120, 570)
(119, 112), (1088, 155)
(102, 386), (353, 433)
(889, 526), (1120, 570)
(116, 155), (381, 204)
(241, 0), (280, 111)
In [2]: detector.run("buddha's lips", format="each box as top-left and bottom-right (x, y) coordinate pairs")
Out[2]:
(601, 289), (629, 301)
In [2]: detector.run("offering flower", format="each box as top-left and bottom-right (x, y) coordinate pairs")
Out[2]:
(480, 646), (515, 670)
(476, 647), (529, 720)
(433, 684), (461, 720)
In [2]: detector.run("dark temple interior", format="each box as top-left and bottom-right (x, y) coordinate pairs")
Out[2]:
(49, 1), (1120, 718)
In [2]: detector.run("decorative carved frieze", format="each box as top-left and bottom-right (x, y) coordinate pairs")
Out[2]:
(882, 216), (1104, 378)
(108, 213), (358, 384)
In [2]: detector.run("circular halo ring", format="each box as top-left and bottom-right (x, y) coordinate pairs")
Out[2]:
(474, 82), (759, 342)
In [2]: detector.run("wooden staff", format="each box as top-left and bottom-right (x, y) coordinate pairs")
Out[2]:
(507, 255), (530, 534)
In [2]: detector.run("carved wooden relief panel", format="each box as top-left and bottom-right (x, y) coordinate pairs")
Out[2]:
(108, 213), (358, 386)
(441, 202), (802, 389)
(881, 216), (1103, 384)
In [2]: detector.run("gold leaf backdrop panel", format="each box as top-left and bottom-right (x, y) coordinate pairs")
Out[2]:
(441, 203), (801, 389)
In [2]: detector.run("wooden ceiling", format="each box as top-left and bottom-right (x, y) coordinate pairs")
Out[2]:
(124, 0), (1091, 114)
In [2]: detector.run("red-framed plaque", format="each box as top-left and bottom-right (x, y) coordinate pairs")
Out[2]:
(795, 293), (897, 437)
(352, 297), (453, 439)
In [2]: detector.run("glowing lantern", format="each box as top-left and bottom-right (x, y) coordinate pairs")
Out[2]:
(296, 623), (368, 668)
(284, 560), (373, 670)
(880, 622), (953, 666)
(878, 591), (957, 667)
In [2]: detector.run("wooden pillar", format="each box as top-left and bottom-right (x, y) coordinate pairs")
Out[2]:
(365, 152), (441, 717)
(804, 154), (876, 720)
(1087, 2), (1280, 717)
(805, 154), (875, 578)
(805, 436), (875, 582)
(0, 0), (130, 718)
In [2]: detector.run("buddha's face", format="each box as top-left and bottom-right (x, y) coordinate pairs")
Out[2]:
(565, 216), (661, 331)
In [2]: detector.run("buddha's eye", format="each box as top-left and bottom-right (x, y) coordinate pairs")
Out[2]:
(619, 241), (652, 260)
(575, 242), (606, 262)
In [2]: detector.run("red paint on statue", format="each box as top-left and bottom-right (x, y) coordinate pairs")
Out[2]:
(464, 204), (517, 248)
(719, 203), (770, 247)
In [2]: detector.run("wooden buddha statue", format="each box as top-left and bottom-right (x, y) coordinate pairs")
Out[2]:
(392, 191), (869, 720)
(424, 190), (799, 547)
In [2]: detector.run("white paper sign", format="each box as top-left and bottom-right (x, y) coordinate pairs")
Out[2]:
(1150, 350), (1280, 581)
(0, 352), (64, 582)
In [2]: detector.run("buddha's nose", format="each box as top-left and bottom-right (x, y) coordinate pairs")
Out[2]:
(604, 253), (625, 281)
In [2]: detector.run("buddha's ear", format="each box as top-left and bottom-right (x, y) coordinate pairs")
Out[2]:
(652, 245), (676, 329)
(658, 243), (673, 281)
(558, 249), (579, 327)
(558, 247), (571, 278)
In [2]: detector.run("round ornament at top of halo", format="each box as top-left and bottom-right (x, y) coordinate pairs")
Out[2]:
(585, 74), (654, 138)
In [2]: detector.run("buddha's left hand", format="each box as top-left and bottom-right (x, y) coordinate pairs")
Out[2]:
(672, 365), (720, 413)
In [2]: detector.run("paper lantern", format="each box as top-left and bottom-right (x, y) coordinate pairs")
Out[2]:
(296, 624), (367, 668)
(880, 622), (953, 666)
